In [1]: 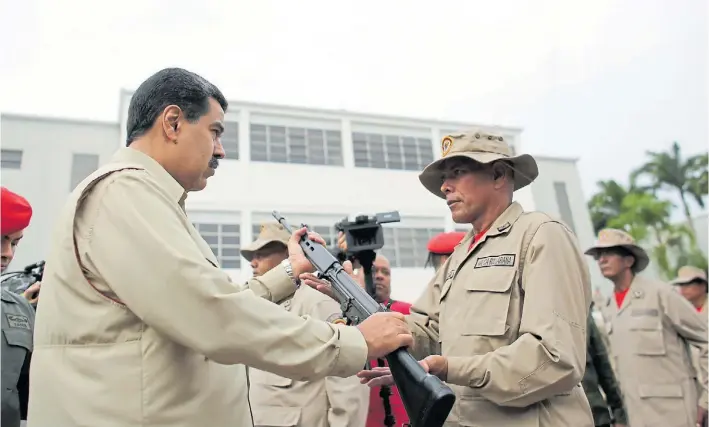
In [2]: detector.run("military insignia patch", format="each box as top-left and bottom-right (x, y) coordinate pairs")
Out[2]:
(441, 136), (453, 157)
(474, 254), (516, 268)
(6, 314), (30, 330)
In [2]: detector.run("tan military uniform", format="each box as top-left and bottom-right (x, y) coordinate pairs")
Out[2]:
(244, 223), (369, 427)
(671, 266), (709, 411)
(250, 286), (369, 427)
(27, 148), (368, 427)
(409, 130), (594, 426)
(588, 231), (708, 427)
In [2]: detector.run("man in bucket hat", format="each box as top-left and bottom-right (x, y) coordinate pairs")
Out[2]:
(673, 264), (709, 426)
(244, 223), (369, 427)
(586, 229), (708, 427)
(353, 129), (595, 426)
(672, 266), (708, 315)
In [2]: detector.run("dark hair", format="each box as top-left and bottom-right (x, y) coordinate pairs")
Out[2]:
(126, 68), (228, 145)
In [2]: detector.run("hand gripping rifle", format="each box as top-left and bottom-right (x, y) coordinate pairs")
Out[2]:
(273, 211), (456, 427)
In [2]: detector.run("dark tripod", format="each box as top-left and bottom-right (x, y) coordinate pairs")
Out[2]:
(358, 250), (396, 427)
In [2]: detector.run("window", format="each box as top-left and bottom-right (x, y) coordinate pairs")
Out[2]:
(221, 121), (239, 160)
(1, 149), (22, 169)
(192, 223), (242, 268)
(553, 181), (576, 233)
(250, 124), (343, 166)
(352, 132), (434, 171)
(69, 153), (100, 190)
(378, 226), (445, 268)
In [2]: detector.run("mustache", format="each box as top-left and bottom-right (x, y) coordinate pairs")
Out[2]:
(208, 157), (219, 169)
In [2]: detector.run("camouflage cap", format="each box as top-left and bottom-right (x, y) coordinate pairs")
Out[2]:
(418, 129), (539, 199)
(584, 228), (650, 273)
(240, 222), (290, 261)
(670, 265), (707, 286)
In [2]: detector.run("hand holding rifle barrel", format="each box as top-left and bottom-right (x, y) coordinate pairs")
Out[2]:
(273, 211), (456, 427)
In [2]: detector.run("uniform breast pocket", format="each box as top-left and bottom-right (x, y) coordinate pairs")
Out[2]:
(2, 328), (32, 387)
(629, 315), (666, 356)
(461, 268), (516, 339)
(251, 369), (294, 388)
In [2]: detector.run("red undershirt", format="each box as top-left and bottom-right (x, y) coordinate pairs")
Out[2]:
(614, 288), (630, 308)
(468, 227), (490, 251)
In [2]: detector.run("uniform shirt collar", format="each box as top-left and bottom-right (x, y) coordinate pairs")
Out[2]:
(110, 147), (188, 206)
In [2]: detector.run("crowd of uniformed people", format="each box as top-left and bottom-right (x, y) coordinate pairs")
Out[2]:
(1, 67), (707, 427)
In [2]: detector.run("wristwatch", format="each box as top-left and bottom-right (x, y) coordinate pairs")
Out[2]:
(281, 259), (300, 289)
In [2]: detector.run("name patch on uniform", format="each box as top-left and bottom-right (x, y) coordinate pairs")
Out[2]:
(631, 308), (658, 317)
(474, 254), (516, 268)
(6, 314), (30, 330)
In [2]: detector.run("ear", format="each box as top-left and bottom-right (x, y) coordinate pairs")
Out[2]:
(491, 162), (508, 189)
(161, 105), (182, 143)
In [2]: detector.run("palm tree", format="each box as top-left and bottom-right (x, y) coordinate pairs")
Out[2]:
(630, 142), (708, 234)
(587, 180), (633, 233)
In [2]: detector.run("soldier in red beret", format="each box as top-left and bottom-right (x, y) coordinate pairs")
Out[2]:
(1, 187), (33, 274)
(426, 231), (467, 272)
(1, 187), (35, 427)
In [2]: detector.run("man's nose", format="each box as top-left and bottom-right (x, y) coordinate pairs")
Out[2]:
(0, 241), (13, 258)
(440, 179), (453, 195)
(213, 139), (226, 159)
(250, 258), (259, 269)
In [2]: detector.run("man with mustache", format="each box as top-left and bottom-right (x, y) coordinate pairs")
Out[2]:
(26, 67), (413, 427)
(347, 130), (595, 426)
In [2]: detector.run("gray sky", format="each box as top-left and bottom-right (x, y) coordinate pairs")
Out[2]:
(1, 0), (707, 215)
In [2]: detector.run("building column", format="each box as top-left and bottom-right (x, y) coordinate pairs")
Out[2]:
(430, 127), (441, 160)
(239, 109), (250, 164)
(341, 118), (354, 168)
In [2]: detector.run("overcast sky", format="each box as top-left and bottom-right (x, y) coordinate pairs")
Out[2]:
(1, 0), (707, 214)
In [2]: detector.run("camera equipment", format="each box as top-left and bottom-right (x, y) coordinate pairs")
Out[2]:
(334, 211), (400, 299)
(1, 260), (44, 302)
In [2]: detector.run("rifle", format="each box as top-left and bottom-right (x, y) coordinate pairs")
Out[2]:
(272, 211), (456, 427)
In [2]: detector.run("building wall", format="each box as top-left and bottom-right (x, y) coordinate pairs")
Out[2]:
(0, 114), (120, 270)
(530, 156), (609, 295)
(1, 94), (597, 305)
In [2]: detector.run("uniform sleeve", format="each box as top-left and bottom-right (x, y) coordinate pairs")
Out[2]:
(82, 171), (368, 380)
(588, 317), (627, 424)
(405, 267), (445, 360)
(446, 222), (590, 407)
(308, 297), (369, 427)
(660, 286), (709, 410)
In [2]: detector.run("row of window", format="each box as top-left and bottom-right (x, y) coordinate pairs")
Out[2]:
(187, 222), (446, 269)
(188, 122), (444, 171)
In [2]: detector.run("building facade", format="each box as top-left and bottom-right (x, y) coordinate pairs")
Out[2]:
(0, 91), (605, 302)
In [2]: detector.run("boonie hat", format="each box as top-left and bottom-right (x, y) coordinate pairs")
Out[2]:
(240, 222), (290, 261)
(670, 265), (708, 286)
(584, 228), (649, 273)
(418, 129), (539, 199)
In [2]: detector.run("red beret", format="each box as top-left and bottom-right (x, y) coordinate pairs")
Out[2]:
(1, 187), (32, 235)
(427, 231), (467, 255)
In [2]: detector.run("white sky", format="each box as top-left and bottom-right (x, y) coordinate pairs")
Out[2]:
(1, 0), (707, 213)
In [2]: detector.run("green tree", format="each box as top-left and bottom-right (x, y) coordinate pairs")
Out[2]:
(587, 180), (633, 233)
(630, 142), (708, 234)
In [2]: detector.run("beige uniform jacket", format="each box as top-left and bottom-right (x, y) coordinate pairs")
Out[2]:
(406, 202), (594, 427)
(692, 304), (709, 401)
(250, 285), (369, 427)
(600, 275), (708, 427)
(26, 148), (368, 427)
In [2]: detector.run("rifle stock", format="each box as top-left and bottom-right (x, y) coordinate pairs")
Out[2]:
(273, 212), (456, 427)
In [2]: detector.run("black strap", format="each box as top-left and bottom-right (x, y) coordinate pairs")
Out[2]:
(378, 298), (396, 427)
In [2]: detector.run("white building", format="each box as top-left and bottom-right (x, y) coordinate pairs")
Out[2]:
(0, 91), (606, 302)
